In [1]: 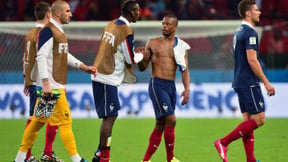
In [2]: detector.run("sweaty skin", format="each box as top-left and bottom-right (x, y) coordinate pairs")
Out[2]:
(148, 37), (177, 80)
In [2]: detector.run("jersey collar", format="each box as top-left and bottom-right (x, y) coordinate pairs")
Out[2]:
(50, 18), (64, 33)
(35, 23), (44, 28)
(119, 16), (130, 26)
(241, 21), (255, 30)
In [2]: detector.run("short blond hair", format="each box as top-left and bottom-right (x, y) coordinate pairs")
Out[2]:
(51, 0), (68, 16)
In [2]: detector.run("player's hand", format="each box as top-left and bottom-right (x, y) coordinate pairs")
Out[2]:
(264, 82), (275, 96)
(180, 89), (190, 105)
(134, 47), (145, 63)
(23, 86), (30, 96)
(85, 66), (98, 76)
(42, 79), (53, 98)
(80, 64), (97, 77)
(135, 47), (145, 53)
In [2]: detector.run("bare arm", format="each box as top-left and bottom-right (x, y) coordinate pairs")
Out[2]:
(180, 51), (190, 105)
(22, 51), (30, 96)
(79, 63), (97, 76)
(247, 49), (275, 96)
(68, 52), (97, 76)
(138, 40), (152, 71)
(37, 28), (53, 97)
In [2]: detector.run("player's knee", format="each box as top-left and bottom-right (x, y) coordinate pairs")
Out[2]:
(155, 125), (165, 131)
(104, 116), (117, 123)
(258, 117), (265, 127)
(166, 118), (176, 127)
(155, 120), (166, 130)
(108, 116), (117, 122)
(254, 116), (265, 127)
(165, 115), (176, 127)
(251, 112), (265, 127)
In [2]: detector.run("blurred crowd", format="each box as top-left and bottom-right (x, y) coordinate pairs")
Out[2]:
(0, 0), (288, 62)
(0, 0), (287, 22)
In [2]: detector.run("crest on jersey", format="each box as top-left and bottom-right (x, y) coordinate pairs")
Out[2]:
(249, 37), (256, 45)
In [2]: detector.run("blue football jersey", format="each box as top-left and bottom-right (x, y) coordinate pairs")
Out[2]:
(232, 22), (261, 88)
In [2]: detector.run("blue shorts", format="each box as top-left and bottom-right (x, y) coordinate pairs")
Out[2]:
(92, 81), (120, 118)
(234, 86), (265, 114)
(29, 85), (37, 116)
(149, 77), (176, 119)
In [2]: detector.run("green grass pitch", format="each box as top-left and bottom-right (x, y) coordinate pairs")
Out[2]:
(1, 118), (288, 162)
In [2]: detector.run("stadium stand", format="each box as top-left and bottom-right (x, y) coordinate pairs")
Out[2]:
(0, 0), (287, 83)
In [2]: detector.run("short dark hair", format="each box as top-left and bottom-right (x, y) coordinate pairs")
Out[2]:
(164, 14), (178, 26)
(238, 0), (256, 18)
(34, 1), (50, 20)
(121, 0), (138, 16)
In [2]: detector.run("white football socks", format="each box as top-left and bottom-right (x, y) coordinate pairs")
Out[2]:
(71, 154), (82, 162)
(14, 151), (26, 162)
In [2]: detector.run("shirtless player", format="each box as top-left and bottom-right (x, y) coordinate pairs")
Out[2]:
(138, 14), (191, 162)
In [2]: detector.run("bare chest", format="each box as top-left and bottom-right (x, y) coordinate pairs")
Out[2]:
(151, 41), (174, 58)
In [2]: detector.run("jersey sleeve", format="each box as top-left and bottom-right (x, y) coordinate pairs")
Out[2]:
(245, 29), (258, 51)
(121, 34), (143, 64)
(36, 27), (53, 80)
(67, 52), (83, 69)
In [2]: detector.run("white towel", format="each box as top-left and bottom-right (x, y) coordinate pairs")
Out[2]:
(173, 37), (190, 71)
(133, 52), (144, 63)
